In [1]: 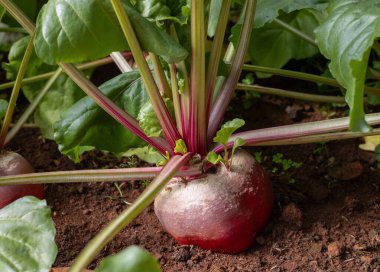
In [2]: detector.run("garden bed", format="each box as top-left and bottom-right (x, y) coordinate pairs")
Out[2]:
(8, 96), (380, 272)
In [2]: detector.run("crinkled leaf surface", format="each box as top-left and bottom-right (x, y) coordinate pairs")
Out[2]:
(315, 0), (380, 131)
(137, 97), (174, 138)
(132, 0), (187, 25)
(96, 245), (161, 272)
(34, 0), (188, 64)
(54, 71), (149, 160)
(248, 9), (322, 76)
(213, 118), (245, 146)
(255, 0), (324, 28)
(0, 196), (57, 272)
(121, 146), (163, 164)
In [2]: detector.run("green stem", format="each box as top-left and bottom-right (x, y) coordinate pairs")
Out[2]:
(206, 0), (232, 116)
(69, 153), (193, 272)
(169, 64), (183, 136)
(239, 64), (380, 96)
(0, 26), (27, 33)
(189, 0), (207, 155)
(236, 83), (346, 103)
(110, 0), (180, 149)
(273, 18), (317, 47)
(251, 128), (380, 146)
(0, 164), (201, 186)
(149, 52), (172, 100)
(0, 57), (117, 91)
(0, 32), (34, 148)
(169, 24), (190, 140)
(0, 0), (34, 33)
(4, 69), (62, 146)
(208, 0), (257, 143)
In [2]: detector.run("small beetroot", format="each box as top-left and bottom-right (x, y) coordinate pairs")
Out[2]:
(0, 151), (44, 208)
(154, 149), (273, 253)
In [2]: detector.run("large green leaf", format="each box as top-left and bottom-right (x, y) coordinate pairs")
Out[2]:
(54, 71), (149, 160)
(3, 36), (86, 139)
(315, 0), (380, 131)
(96, 246), (161, 272)
(34, 75), (86, 139)
(34, 0), (188, 65)
(254, 0), (325, 28)
(0, 197), (57, 272)
(248, 9), (322, 76)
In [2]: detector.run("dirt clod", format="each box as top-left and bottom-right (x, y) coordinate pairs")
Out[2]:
(280, 203), (303, 228)
(327, 241), (344, 257)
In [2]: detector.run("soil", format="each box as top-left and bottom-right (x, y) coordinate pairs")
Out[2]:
(7, 94), (380, 272)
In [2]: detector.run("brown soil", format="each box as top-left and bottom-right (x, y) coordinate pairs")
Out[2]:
(8, 97), (380, 272)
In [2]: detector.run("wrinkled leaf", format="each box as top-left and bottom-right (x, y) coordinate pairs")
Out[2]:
(0, 197), (57, 272)
(213, 118), (245, 146)
(248, 9), (322, 76)
(35, 0), (188, 64)
(0, 99), (8, 120)
(254, 0), (324, 28)
(96, 246), (160, 272)
(54, 71), (148, 160)
(121, 146), (164, 164)
(207, 151), (225, 165)
(315, 0), (380, 131)
(174, 139), (187, 154)
(137, 97), (174, 138)
(132, 0), (187, 25)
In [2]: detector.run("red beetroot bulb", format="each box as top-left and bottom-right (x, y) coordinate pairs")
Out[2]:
(0, 151), (44, 208)
(154, 149), (273, 253)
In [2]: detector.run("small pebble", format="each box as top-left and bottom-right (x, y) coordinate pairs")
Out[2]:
(327, 241), (344, 257)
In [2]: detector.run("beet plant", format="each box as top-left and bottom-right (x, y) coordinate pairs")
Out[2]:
(0, 0), (380, 271)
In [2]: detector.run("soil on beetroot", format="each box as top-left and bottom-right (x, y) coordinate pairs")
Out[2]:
(7, 96), (380, 272)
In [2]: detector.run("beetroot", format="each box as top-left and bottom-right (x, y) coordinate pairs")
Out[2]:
(0, 151), (44, 208)
(154, 149), (273, 253)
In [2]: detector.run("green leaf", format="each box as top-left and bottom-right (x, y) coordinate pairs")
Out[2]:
(315, 0), (380, 132)
(121, 146), (164, 164)
(207, 151), (225, 165)
(137, 97), (174, 138)
(0, 99), (8, 121)
(254, 0), (324, 28)
(0, 196), (57, 272)
(96, 246), (161, 272)
(3, 36), (86, 139)
(34, 0), (188, 65)
(174, 139), (187, 154)
(3, 36), (54, 101)
(54, 71), (149, 160)
(213, 118), (245, 146)
(207, 0), (223, 37)
(231, 137), (245, 156)
(132, 0), (188, 25)
(248, 9), (322, 77)
(34, 75), (86, 139)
